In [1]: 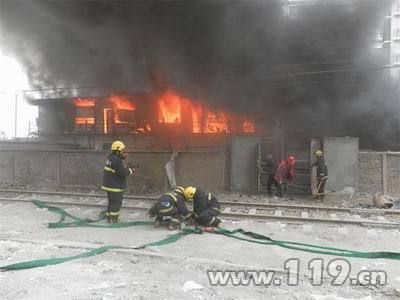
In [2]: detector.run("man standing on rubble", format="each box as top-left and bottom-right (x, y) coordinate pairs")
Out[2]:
(312, 150), (328, 200)
(183, 186), (223, 228)
(101, 140), (136, 223)
(267, 155), (296, 197)
(263, 153), (277, 196)
(149, 186), (191, 230)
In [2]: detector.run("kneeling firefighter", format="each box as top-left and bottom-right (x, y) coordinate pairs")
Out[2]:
(183, 187), (223, 228)
(149, 186), (191, 230)
(101, 141), (136, 223)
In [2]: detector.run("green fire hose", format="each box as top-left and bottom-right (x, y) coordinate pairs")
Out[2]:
(1, 200), (399, 271)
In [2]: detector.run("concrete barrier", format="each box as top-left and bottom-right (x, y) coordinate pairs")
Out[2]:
(0, 149), (228, 193)
(359, 151), (400, 195)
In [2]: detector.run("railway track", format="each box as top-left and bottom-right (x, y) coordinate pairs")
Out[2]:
(0, 189), (400, 227)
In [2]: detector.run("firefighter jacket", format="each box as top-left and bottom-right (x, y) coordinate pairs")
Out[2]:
(274, 160), (295, 183)
(192, 189), (221, 217)
(312, 157), (328, 179)
(101, 152), (133, 192)
(155, 191), (190, 218)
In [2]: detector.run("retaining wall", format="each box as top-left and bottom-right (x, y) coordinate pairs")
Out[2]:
(0, 150), (228, 193)
(359, 151), (400, 195)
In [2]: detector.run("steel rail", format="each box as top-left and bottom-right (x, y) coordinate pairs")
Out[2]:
(1, 196), (399, 228)
(0, 188), (399, 216)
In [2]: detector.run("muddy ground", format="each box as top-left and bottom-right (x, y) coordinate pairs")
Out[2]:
(1, 193), (400, 300)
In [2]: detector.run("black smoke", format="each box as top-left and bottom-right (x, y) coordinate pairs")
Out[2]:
(0, 0), (398, 148)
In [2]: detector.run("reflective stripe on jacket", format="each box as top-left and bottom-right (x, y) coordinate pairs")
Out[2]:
(102, 152), (132, 192)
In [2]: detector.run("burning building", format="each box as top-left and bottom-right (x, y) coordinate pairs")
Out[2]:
(33, 89), (260, 151)
(2, 1), (398, 193)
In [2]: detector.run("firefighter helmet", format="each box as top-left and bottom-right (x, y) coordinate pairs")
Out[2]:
(287, 155), (296, 165)
(174, 186), (184, 194)
(183, 186), (196, 200)
(111, 141), (126, 151)
(315, 150), (323, 157)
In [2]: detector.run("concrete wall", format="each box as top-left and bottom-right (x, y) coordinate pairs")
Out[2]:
(175, 150), (229, 191)
(359, 152), (400, 195)
(387, 154), (400, 195)
(324, 137), (359, 191)
(0, 152), (13, 182)
(0, 141), (77, 151)
(0, 149), (228, 193)
(359, 152), (383, 193)
(230, 136), (259, 191)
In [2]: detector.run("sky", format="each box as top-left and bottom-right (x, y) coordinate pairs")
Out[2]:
(0, 50), (38, 139)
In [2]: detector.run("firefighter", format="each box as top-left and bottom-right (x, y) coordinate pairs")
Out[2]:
(267, 155), (296, 197)
(148, 186), (191, 230)
(183, 187), (223, 228)
(312, 150), (328, 200)
(262, 153), (277, 196)
(101, 141), (135, 223)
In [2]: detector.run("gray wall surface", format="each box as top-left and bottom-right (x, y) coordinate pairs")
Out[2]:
(359, 152), (400, 195)
(359, 152), (383, 193)
(230, 136), (259, 191)
(324, 137), (359, 191)
(175, 151), (228, 191)
(0, 141), (77, 151)
(0, 150), (228, 193)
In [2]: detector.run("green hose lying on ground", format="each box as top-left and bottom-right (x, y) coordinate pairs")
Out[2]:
(1, 200), (399, 271)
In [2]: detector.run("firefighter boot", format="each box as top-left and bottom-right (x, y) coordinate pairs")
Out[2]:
(216, 220), (223, 229)
(212, 217), (223, 228)
(168, 219), (180, 230)
(154, 216), (162, 227)
(106, 213), (112, 224)
(112, 215), (119, 224)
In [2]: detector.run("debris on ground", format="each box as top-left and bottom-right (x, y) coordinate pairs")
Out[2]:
(373, 194), (396, 209)
(182, 281), (204, 292)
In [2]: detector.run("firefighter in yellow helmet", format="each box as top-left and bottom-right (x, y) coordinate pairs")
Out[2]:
(183, 186), (223, 228)
(148, 186), (191, 230)
(101, 141), (136, 223)
(312, 150), (328, 200)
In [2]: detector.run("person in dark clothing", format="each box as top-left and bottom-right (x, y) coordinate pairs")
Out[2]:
(149, 186), (191, 230)
(312, 150), (328, 200)
(183, 186), (222, 228)
(267, 155), (296, 197)
(101, 140), (135, 223)
(263, 153), (277, 196)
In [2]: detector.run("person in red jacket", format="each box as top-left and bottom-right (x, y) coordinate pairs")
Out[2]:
(267, 155), (296, 197)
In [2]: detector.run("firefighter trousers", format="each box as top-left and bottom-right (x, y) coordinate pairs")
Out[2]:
(316, 177), (328, 197)
(149, 204), (181, 225)
(106, 191), (124, 216)
(196, 208), (221, 227)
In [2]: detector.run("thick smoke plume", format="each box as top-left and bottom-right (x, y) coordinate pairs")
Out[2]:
(0, 0), (398, 148)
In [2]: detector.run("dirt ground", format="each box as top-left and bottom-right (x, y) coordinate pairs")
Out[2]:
(1, 196), (400, 299)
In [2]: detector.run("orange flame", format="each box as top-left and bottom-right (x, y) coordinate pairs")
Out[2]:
(243, 118), (255, 133)
(157, 90), (182, 123)
(191, 104), (202, 133)
(74, 97), (96, 107)
(203, 111), (232, 133)
(108, 94), (136, 110)
(103, 108), (112, 133)
(74, 98), (95, 125)
(156, 90), (256, 133)
(75, 117), (95, 125)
